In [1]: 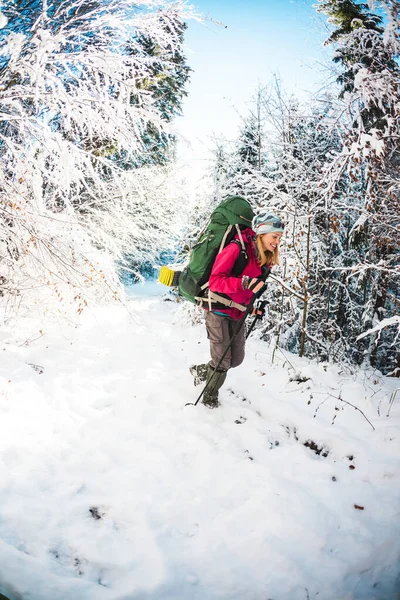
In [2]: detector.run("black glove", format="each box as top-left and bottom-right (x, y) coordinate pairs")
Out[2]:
(242, 266), (271, 294)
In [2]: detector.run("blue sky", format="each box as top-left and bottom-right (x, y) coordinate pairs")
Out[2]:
(177, 0), (333, 167)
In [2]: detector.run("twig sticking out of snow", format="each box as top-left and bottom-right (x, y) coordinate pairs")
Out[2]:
(326, 392), (375, 431)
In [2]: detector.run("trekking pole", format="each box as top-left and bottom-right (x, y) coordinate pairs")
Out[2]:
(185, 281), (269, 407)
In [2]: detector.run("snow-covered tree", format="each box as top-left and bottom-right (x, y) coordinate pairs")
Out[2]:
(316, 0), (400, 374)
(0, 0), (192, 319)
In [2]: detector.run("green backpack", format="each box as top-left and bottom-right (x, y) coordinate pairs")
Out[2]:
(176, 195), (254, 307)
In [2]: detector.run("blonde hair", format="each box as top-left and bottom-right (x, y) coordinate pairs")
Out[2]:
(255, 235), (279, 267)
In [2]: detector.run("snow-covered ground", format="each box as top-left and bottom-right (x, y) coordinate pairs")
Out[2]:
(0, 282), (399, 600)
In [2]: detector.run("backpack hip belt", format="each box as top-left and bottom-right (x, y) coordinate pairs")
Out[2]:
(195, 291), (247, 312)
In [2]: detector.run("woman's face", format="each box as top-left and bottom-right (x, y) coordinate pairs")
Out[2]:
(261, 231), (282, 253)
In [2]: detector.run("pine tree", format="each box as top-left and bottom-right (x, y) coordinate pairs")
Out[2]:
(317, 0), (398, 131)
(237, 113), (261, 170)
(316, 0), (400, 374)
(222, 86), (269, 204)
(317, 1), (384, 93)
(126, 13), (191, 167)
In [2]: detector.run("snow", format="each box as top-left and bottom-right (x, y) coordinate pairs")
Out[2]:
(0, 12), (7, 30)
(357, 315), (400, 340)
(0, 282), (399, 600)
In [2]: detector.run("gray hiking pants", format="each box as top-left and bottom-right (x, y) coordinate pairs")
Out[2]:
(205, 311), (246, 372)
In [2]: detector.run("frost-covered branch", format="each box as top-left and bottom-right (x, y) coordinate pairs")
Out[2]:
(356, 315), (400, 340)
(0, 0), (194, 319)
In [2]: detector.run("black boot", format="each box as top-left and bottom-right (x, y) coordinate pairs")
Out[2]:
(189, 363), (208, 387)
(202, 365), (227, 409)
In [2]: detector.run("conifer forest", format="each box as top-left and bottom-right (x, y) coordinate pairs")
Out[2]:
(0, 0), (399, 376)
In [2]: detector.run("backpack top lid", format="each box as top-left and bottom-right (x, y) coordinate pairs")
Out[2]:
(211, 196), (254, 227)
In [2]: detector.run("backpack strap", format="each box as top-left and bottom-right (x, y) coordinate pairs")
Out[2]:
(230, 238), (248, 276)
(219, 224), (245, 254)
(219, 224), (234, 253)
(235, 224), (246, 252)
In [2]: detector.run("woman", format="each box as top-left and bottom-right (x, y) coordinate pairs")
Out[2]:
(190, 213), (285, 408)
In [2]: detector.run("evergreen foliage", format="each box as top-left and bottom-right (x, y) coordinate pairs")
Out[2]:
(126, 13), (191, 167)
(316, 0), (400, 373)
(237, 113), (261, 171)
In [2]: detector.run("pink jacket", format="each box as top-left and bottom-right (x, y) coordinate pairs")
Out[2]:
(208, 228), (262, 320)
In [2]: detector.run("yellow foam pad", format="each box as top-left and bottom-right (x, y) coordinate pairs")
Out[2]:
(158, 266), (176, 287)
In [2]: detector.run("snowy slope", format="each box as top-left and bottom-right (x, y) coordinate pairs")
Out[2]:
(0, 283), (399, 600)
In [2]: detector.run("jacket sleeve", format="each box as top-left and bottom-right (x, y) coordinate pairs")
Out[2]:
(208, 242), (244, 295)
